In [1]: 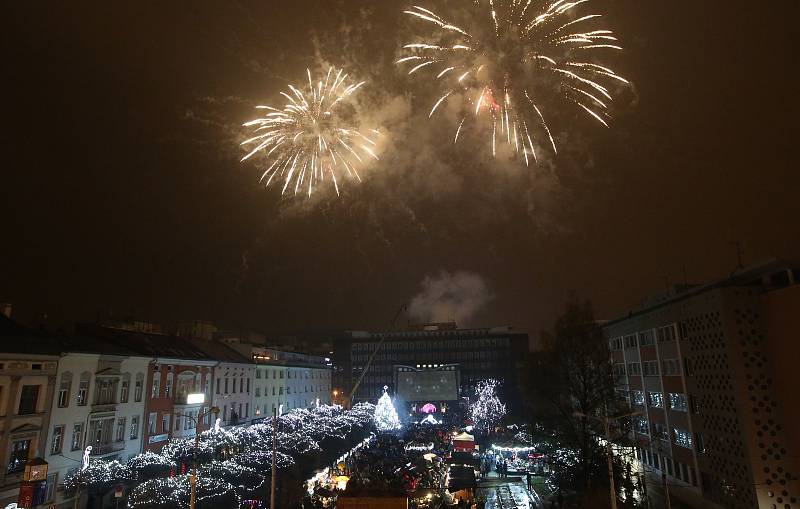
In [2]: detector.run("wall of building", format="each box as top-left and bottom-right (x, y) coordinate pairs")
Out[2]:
(605, 270), (800, 509)
(44, 353), (149, 508)
(143, 360), (214, 452)
(251, 365), (331, 420)
(211, 363), (254, 426)
(0, 355), (58, 508)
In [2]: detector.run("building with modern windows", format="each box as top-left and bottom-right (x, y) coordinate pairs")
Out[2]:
(0, 315), (60, 508)
(332, 323), (529, 413)
(604, 260), (800, 509)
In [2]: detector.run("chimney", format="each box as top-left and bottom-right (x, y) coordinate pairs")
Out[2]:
(0, 303), (11, 318)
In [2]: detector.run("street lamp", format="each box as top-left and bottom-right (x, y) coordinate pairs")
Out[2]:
(573, 409), (642, 509)
(176, 394), (220, 509)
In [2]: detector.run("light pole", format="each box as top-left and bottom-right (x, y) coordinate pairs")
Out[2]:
(573, 410), (642, 509)
(176, 394), (220, 509)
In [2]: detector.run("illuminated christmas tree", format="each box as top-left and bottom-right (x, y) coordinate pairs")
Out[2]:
(374, 386), (402, 431)
(470, 379), (506, 431)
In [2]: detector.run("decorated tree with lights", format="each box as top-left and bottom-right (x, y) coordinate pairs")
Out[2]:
(374, 386), (402, 431)
(470, 379), (506, 431)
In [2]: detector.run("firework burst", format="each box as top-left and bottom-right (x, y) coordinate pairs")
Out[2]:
(398, 0), (628, 165)
(241, 67), (379, 198)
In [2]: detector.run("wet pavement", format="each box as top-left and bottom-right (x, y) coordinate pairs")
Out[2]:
(478, 474), (540, 509)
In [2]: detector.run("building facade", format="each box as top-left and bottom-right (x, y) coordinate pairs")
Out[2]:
(0, 316), (60, 508)
(604, 261), (800, 509)
(332, 324), (529, 411)
(143, 358), (215, 451)
(44, 352), (149, 508)
(250, 347), (331, 420)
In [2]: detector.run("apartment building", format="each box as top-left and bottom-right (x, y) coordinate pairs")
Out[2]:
(43, 343), (149, 508)
(75, 324), (217, 453)
(249, 347), (332, 419)
(604, 261), (800, 509)
(0, 315), (59, 508)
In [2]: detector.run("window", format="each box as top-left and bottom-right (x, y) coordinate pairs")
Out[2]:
(58, 379), (70, 408)
(71, 423), (83, 451)
(45, 472), (57, 503)
(652, 422), (668, 440)
(279, 387), (283, 395)
(695, 432), (706, 454)
(232, 378), (237, 394)
(216, 378), (221, 395)
(624, 334), (638, 348)
(95, 379), (115, 405)
(609, 337), (623, 350)
(627, 362), (641, 376)
(673, 427), (692, 448)
(115, 418), (126, 442)
(18, 385), (40, 415)
(51, 425), (65, 454)
(246, 379), (250, 393)
(662, 358), (680, 376)
(613, 363), (626, 376)
(134, 378), (143, 402)
(669, 393), (688, 411)
(7, 439), (30, 473)
(240, 379), (244, 393)
(272, 387), (276, 396)
(130, 416), (139, 440)
(648, 392), (664, 408)
(148, 412), (157, 434)
(120, 379), (130, 403)
(256, 369), (261, 379)
(638, 330), (655, 346)
(642, 360), (660, 376)
(280, 371), (284, 379)
(634, 418), (649, 435)
(631, 390), (645, 406)
(151, 373), (160, 398)
(175, 415), (182, 431)
(165, 373), (173, 398)
(245, 403), (249, 418)
(256, 387), (261, 397)
(657, 325), (676, 342)
(225, 378), (229, 393)
(162, 414), (170, 433)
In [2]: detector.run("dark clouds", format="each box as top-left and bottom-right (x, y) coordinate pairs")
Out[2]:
(2, 1), (798, 338)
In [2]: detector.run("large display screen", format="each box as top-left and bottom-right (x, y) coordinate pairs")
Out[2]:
(395, 367), (459, 401)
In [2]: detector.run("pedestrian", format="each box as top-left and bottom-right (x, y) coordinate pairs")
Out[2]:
(526, 471), (532, 491)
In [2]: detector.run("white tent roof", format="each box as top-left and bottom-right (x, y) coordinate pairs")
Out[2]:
(453, 432), (475, 441)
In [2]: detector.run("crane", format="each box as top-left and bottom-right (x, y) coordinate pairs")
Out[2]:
(349, 303), (407, 406)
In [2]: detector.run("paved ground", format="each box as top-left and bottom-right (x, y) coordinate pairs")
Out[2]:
(478, 472), (541, 509)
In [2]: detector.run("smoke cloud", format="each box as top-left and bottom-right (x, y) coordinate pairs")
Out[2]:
(408, 271), (492, 326)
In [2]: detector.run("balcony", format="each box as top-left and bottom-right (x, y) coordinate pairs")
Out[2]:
(89, 441), (125, 457)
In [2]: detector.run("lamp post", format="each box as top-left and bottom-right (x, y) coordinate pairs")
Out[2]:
(176, 394), (219, 509)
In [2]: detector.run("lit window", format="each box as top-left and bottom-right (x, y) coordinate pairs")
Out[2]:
(673, 427), (692, 449)
(648, 392), (664, 408)
(669, 393), (688, 412)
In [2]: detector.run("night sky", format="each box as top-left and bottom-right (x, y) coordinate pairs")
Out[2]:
(3, 1), (798, 338)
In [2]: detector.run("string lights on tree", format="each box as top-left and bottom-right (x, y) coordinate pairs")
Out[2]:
(374, 386), (402, 431)
(470, 379), (506, 431)
(62, 403), (376, 507)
